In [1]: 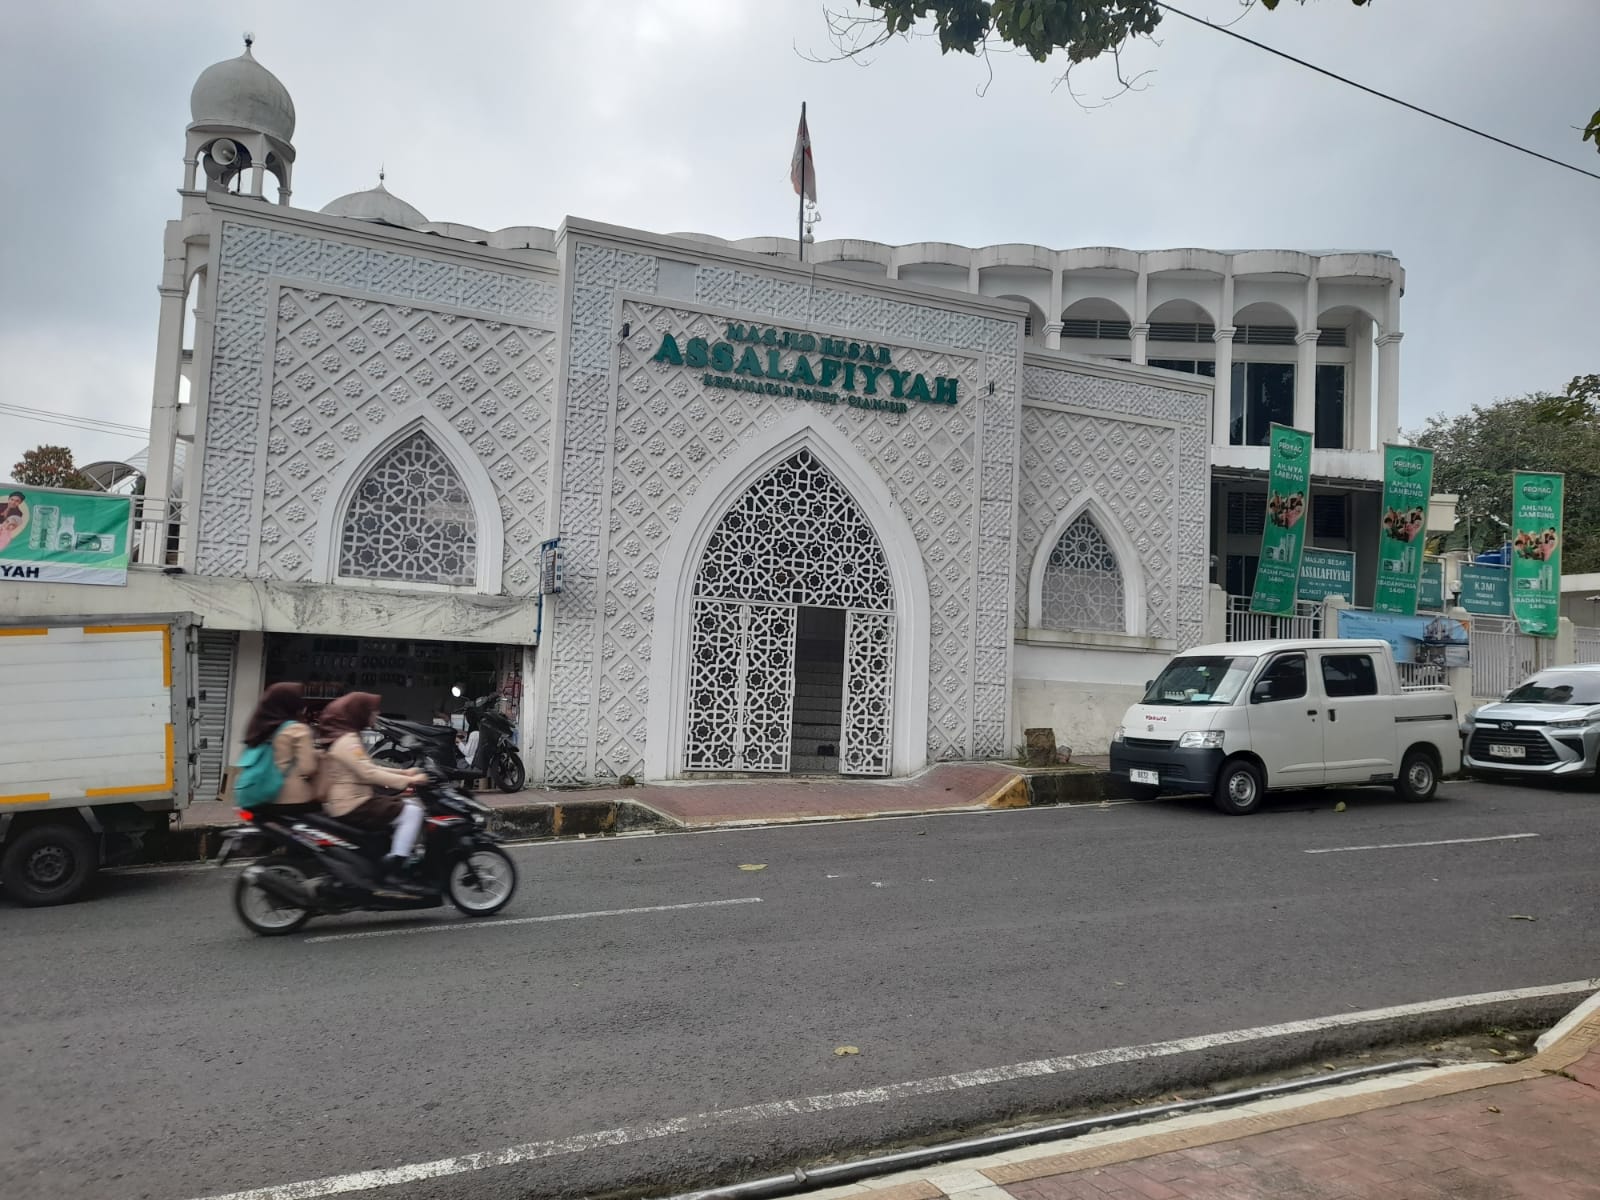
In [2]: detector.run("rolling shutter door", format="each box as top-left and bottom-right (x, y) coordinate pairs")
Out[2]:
(195, 631), (236, 801)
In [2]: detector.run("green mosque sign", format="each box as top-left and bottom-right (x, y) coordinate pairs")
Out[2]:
(651, 322), (960, 416)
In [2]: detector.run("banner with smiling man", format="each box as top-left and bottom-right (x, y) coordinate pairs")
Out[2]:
(1374, 444), (1435, 615)
(1510, 470), (1564, 636)
(1249, 423), (1312, 617)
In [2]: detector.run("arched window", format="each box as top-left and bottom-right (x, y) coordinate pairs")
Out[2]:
(1039, 512), (1124, 632)
(338, 430), (477, 586)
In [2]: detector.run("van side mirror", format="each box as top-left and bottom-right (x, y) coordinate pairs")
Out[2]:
(1251, 680), (1273, 704)
(1144, 680), (1153, 690)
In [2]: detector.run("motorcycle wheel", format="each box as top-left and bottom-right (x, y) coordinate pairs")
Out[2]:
(446, 847), (517, 917)
(489, 750), (526, 794)
(234, 863), (313, 936)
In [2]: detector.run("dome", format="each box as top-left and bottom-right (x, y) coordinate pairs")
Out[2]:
(189, 43), (296, 143)
(320, 180), (428, 229)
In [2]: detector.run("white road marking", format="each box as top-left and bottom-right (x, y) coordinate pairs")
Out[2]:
(183, 978), (1597, 1200)
(1305, 833), (1540, 855)
(302, 896), (762, 943)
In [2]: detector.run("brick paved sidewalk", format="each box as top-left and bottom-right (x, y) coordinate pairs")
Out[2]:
(797, 1000), (1600, 1200)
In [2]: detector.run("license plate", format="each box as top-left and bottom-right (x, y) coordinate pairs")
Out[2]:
(1130, 768), (1159, 785)
(1488, 743), (1525, 759)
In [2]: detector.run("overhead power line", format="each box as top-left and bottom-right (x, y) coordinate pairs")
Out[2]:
(0, 401), (148, 441)
(1157, 3), (1600, 184)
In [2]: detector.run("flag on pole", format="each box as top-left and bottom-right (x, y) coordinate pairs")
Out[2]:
(790, 104), (816, 203)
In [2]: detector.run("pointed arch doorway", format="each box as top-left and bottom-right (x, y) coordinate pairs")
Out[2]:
(682, 448), (896, 776)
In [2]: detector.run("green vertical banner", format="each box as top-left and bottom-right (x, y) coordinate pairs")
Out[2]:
(1249, 423), (1312, 617)
(1374, 444), (1435, 615)
(1510, 470), (1564, 637)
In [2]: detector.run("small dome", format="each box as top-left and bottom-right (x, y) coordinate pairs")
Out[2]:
(320, 180), (428, 229)
(189, 43), (296, 143)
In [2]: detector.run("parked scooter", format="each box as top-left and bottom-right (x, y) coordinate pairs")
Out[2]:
(373, 687), (525, 794)
(218, 719), (517, 936)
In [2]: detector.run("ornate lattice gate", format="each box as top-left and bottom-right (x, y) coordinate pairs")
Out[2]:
(683, 450), (896, 775)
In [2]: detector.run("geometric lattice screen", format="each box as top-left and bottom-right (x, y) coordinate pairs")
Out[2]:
(1039, 511), (1124, 633)
(683, 448), (896, 775)
(339, 429), (477, 586)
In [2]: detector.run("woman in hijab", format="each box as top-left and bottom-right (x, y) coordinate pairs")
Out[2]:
(240, 682), (319, 811)
(315, 692), (428, 886)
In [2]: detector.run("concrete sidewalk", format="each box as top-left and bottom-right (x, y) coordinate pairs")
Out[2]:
(160, 762), (1096, 860)
(781, 996), (1600, 1200)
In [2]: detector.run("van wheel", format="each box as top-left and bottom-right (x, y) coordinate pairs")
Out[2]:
(1213, 759), (1265, 815)
(1396, 749), (1439, 802)
(1, 823), (98, 906)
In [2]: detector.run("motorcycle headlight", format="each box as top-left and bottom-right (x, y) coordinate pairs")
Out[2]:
(1111, 726), (1125, 743)
(1177, 730), (1225, 749)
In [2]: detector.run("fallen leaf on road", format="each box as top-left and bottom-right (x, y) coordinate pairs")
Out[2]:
(1322, 1063), (1337, 1071)
(834, 1045), (860, 1056)
(1487, 1106), (1501, 1114)
(739, 864), (767, 872)
(1333, 801), (1347, 813)
(1508, 914), (1537, 921)
(1113, 981), (1125, 987)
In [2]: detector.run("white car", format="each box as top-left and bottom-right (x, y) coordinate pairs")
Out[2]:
(1463, 664), (1600, 784)
(1109, 638), (1462, 815)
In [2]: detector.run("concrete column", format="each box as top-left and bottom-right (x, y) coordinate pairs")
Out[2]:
(968, 261), (980, 294)
(1130, 323), (1150, 366)
(140, 227), (189, 565)
(1294, 330), (1319, 434)
(1351, 314), (1375, 450)
(1376, 280), (1403, 443)
(1044, 321), (1063, 351)
(183, 157), (198, 191)
(226, 631), (267, 763)
(1212, 327), (1236, 446)
(1047, 266), (1063, 349)
(1376, 332), (1404, 444)
(250, 162), (265, 198)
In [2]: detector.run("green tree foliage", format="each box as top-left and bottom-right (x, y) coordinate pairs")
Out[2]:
(12, 444), (95, 491)
(839, 2), (1596, 156)
(1413, 393), (1600, 571)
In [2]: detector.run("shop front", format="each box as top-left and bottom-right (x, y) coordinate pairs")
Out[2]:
(262, 633), (526, 738)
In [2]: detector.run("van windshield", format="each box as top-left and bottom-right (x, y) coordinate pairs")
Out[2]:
(1141, 656), (1258, 706)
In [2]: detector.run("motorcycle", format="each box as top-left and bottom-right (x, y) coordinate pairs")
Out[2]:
(218, 719), (517, 936)
(371, 688), (526, 794)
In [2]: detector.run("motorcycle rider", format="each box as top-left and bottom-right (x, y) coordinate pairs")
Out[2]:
(314, 692), (429, 888)
(240, 681), (319, 812)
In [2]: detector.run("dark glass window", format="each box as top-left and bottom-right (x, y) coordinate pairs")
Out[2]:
(1149, 358), (1217, 377)
(1321, 653), (1378, 697)
(1225, 553), (1259, 597)
(1316, 364), (1346, 449)
(1253, 653), (1307, 703)
(1230, 362), (1296, 446)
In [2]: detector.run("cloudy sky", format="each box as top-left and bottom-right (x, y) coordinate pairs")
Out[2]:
(1, 0), (1595, 475)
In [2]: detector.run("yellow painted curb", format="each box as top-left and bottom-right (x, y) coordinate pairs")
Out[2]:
(981, 774), (1030, 809)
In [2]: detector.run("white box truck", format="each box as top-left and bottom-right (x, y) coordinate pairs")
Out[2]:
(0, 615), (200, 904)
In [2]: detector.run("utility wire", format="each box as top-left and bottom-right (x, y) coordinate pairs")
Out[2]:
(1157, 2), (1600, 184)
(0, 401), (148, 440)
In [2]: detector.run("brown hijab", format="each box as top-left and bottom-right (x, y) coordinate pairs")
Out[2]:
(243, 682), (306, 748)
(317, 691), (381, 740)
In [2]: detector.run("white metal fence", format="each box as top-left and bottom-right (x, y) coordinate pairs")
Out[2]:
(1576, 626), (1600, 665)
(1224, 595), (1322, 642)
(1469, 614), (1541, 698)
(1397, 661), (1447, 690)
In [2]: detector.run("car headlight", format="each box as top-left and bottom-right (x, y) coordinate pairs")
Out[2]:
(1111, 726), (1125, 743)
(1177, 730), (1225, 749)
(1548, 718), (1596, 731)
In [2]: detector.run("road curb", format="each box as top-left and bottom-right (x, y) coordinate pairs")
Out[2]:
(150, 798), (679, 863)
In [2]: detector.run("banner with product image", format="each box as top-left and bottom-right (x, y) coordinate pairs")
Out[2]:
(0, 482), (132, 586)
(1374, 444), (1435, 615)
(1249, 423), (1312, 617)
(1510, 471), (1563, 637)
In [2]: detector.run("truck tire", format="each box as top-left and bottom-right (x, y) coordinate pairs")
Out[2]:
(1, 822), (98, 906)
(1396, 748), (1439, 802)
(1212, 758), (1265, 816)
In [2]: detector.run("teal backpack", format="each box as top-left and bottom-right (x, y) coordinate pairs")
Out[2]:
(233, 722), (291, 810)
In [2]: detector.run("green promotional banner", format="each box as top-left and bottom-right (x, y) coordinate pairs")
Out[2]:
(1511, 470), (1563, 636)
(1297, 547), (1355, 603)
(1249, 423), (1312, 616)
(1459, 563), (1510, 615)
(1374, 444), (1435, 615)
(1419, 558), (1444, 611)
(0, 483), (132, 586)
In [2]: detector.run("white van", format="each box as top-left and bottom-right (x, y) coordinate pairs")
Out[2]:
(1108, 638), (1460, 814)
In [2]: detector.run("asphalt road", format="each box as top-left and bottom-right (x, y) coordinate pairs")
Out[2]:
(3, 779), (1597, 1200)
